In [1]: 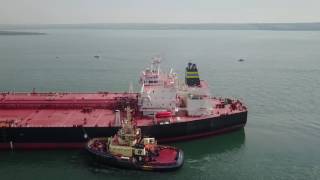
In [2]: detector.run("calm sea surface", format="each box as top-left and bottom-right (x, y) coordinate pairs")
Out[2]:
(0, 28), (320, 179)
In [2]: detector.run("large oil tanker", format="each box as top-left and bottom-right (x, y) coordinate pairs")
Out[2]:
(0, 59), (247, 150)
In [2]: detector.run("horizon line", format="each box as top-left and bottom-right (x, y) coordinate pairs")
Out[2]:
(1, 22), (320, 26)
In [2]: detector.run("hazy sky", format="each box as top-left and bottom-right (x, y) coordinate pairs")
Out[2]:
(1, 0), (320, 24)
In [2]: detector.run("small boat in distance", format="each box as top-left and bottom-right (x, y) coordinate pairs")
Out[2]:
(238, 58), (245, 62)
(86, 107), (184, 171)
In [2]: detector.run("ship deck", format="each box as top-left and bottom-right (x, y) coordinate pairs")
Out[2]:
(0, 92), (139, 100)
(0, 92), (246, 128)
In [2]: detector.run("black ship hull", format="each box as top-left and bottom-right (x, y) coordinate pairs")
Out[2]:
(0, 111), (247, 150)
(86, 149), (184, 172)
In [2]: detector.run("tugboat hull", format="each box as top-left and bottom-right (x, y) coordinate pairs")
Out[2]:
(86, 138), (184, 171)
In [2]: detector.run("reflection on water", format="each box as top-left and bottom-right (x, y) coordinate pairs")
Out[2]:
(174, 129), (245, 160)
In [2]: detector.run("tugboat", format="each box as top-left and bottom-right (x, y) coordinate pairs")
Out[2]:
(86, 107), (184, 171)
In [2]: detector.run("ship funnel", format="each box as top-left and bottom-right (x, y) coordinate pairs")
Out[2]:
(185, 62), (200, 86)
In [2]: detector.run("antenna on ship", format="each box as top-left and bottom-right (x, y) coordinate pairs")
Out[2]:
(125, 106), (133, 123)
(152, 56), (161, 75)
(128, 82), (133, 93)
(140, 83), (144, 94)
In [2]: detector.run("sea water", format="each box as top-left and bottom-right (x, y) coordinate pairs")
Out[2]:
(0, 28), (320, 180)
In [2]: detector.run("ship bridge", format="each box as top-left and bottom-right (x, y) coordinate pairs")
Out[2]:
(138, 58), (178, 116)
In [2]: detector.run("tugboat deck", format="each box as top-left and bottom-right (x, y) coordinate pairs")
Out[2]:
(150, 148), (178, 165)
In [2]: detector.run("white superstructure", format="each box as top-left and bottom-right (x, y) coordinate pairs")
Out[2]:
(138, 58), (212, 117)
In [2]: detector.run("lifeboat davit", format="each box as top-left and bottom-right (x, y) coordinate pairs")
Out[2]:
(156, 111), (172, 118)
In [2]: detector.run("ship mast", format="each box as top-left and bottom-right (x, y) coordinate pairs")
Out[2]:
(125, 106), (133, 124)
